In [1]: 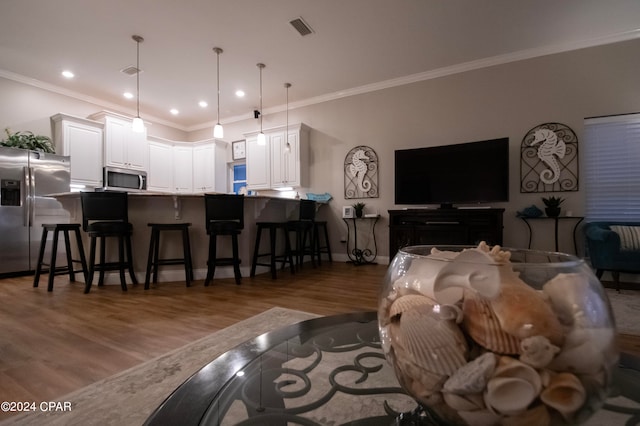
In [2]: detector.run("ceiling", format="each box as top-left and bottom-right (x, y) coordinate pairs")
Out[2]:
(1, 0), (640, 132)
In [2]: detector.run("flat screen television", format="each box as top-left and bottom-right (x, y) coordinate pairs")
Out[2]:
(394, 137), (509, 208)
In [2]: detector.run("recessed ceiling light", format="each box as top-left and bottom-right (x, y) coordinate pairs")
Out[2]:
(170, 109), (179, 115)
(61, 70), (74, 79)
(199, 101), (208, 108)
(123, 92), (134, 99)
(235, 90), (245, 98)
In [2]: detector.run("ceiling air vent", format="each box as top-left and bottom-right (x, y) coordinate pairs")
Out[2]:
(121, 66), (141, 76)
(289, 17), (314, 36)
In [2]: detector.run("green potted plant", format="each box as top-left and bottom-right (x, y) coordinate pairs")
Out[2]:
(542, 196), (564, 217)
(352, 202), (366, 218)
(0, 128), (55, 153)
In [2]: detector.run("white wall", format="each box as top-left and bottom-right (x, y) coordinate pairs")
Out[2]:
(2, 39), (640, 261)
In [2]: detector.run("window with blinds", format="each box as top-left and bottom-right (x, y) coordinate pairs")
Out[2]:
(583, 113), (640, 221)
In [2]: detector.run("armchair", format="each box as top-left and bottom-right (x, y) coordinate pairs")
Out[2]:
(583, 221), (640, 291)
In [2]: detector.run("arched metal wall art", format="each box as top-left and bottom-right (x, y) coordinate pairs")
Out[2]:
(520, 122), (579, 193)
(344, 145), (379, 199)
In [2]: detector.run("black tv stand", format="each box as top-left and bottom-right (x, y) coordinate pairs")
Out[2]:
(388, 208), (504, 260)
(438, 203), (456, 210)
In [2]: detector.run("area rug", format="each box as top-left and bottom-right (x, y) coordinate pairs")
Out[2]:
(2, 303), (638, 426)
(606, 288), (640, 335)
(0, 307), (319, 426)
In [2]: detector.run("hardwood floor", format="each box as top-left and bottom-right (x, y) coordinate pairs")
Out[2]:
(1, 262), (637, 422)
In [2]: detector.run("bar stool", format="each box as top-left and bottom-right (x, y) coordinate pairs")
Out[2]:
(81, 191), (137, 293)
(145, 223), (193, 289)
(313, 221), (333, 264)
(285, 199), (317, 269)
(204, 194), (244, 286)
(250, 222), (295, 279)
(33, 223), (88, 291)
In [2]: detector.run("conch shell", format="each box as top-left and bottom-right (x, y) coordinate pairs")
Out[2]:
(540, 372), (586, 421)
(483, 357), (542, 416)
(542, 272), (611, 329)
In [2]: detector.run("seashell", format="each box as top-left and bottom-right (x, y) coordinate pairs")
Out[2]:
(519, 335), (560, 368)
(540, 372), (586, 421)
(388, 305), (468, 377)
(502, 404), (551, 426)
(484, 376), (538, 416)
(492, 356), (542, 395)
(548, 327), (616, 375)
(457, 409), (502, 426)
(434, 248), (502, 300)
(443, 392), (485, 411)
(542, 272), (610, 329)
(489, 282), (565, 347)
(443, 352), (497, 394)
(388, 294), (436, 318)
(462, 292), (521, 354)
(391, 351), (447, 403)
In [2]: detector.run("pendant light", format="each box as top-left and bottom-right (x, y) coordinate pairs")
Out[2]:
(212, 47), (224, 139)
(256, 63), (266, 145)
(131, 35), (145, 133)
(284, 83), (291, 153)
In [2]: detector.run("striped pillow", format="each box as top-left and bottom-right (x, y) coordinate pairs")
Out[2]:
(610, 225), (640, 251)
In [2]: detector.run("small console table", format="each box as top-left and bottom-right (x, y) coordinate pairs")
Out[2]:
(518, 216), (584, 254)
(343, 215), (379, 265)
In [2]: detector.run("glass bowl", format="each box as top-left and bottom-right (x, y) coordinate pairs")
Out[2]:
(378, 243), (618, 425)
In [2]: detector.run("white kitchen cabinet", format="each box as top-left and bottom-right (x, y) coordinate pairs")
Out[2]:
(50, 113), (104, 188)
(173, 144), (193, 193)
(245, 134), (271, 190)
(147, 141), (173, 192)
(192, 143), (216, 193)
(90, 112), (149, 171)
(245, 123), (309, 190)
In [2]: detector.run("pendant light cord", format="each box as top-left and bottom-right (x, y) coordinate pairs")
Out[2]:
(259, 64), (264, 133)
(136, 38), (140, 118)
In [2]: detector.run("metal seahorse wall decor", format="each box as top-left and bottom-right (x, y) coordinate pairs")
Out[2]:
(344, 145), (379, 199)
(530, 128), (566, 184)
(349, 149), (371, 193)
(520, 122), (579, 193)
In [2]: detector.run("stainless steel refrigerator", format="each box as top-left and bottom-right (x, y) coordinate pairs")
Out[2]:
(0, 147), (71, 276)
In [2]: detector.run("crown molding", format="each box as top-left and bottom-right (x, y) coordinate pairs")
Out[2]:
(4, 28), (640, 134)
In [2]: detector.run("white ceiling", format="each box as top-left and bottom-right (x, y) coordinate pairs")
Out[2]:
(1, 0), (640, 131)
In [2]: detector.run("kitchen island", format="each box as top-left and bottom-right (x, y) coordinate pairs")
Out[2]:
(52, 192), (302, 284)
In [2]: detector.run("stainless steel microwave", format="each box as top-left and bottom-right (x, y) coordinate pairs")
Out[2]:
(103, 166), (147, 191)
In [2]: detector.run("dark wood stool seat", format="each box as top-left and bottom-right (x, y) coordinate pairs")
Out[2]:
(204, 194), (245, 286)
(81, 191), (137, 293)
(285, 199), (317, 270)
(313, 221), (333, 264)
(145, 223), (193, 289)
(33, 223), (88, 291)
(250, 222), (295, 279)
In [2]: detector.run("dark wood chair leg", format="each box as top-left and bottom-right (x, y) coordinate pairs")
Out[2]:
(250, 226), (263, 278)
(73, 227), (89, 283)
(85, 236), (97, 293)
(118, 236), (127, 291)
(47, 229), (60, 292)
(125, 234), (137, 285)
(98, 236), (106, 286)
(145, 228), (156, 290)
(63, 229), (75, 282)
(232, 234), (241, 285)
(205, 234), (216, 286)
(33, 227), (48, 288)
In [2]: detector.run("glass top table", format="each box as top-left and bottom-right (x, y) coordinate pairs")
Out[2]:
(144, 312), (640, 425)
